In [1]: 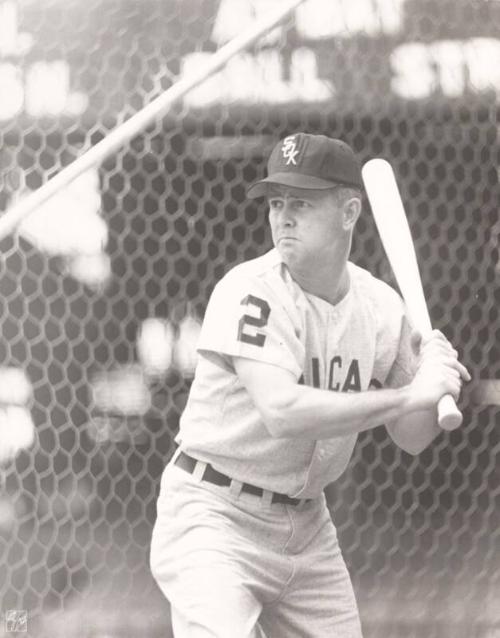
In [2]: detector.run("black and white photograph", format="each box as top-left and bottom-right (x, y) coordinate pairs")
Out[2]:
(0, 1), (499, 636)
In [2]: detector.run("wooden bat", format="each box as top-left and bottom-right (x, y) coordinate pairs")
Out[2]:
(362, 158), (462, 431)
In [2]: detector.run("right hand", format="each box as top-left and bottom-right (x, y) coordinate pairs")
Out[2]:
(409, 330), (471, 411)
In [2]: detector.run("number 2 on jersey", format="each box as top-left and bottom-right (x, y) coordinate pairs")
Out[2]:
(237, 295), (271, 347)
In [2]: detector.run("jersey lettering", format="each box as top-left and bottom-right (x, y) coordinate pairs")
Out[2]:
(237, 294), (271, 347)
(341, 360), (361, 392)
(328, 357), (361, 392)
(304, 356), (362, 392)
(328, 356), (342, 391)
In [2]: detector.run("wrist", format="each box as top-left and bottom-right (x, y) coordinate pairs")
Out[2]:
(400, 383), (423, 415)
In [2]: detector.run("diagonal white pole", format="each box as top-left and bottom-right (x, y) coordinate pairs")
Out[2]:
(0, 0), (306, 240)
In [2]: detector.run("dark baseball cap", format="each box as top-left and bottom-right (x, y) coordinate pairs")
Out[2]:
(247, 133), (362, 198)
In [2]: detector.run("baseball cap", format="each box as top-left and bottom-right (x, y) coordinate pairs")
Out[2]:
(247, 133), (363, 198)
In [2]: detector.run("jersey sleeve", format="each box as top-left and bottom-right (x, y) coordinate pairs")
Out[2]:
(197, 271), (305, 378)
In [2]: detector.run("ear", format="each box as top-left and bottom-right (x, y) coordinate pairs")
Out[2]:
(342, 197), (361, 231)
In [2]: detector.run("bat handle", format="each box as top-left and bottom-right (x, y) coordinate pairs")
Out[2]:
(437, 394), (463, 431)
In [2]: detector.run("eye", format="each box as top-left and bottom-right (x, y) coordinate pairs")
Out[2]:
(269, 199), (283, 211)
(293, 199), (311, 210)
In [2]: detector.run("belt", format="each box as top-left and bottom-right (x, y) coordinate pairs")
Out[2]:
(174, 452), (310, 507)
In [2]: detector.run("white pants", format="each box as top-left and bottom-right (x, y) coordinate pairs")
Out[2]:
(150, 459), (363, 638)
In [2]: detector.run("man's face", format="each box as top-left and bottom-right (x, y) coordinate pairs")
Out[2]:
(267, 185), (343, 270)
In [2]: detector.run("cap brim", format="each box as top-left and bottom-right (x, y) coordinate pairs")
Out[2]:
(247, 172), (338, 199)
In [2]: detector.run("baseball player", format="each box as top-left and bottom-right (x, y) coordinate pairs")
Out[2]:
(150, 133), (470, 637)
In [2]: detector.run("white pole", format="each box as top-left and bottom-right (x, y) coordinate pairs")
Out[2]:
(0, 0), (306, 239)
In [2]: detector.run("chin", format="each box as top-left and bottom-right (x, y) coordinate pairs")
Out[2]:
(277, 244), (303, 269)
(277, 243), (295, 259)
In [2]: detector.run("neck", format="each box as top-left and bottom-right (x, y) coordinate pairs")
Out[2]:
(287, 248), (351, 306)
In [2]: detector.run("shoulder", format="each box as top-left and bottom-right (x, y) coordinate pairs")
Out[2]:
(214, 249), (285, 298)
(224, 249), (281, 282)
(207, 250), (302, 336)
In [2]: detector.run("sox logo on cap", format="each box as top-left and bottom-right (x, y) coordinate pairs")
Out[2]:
(282, 136), (299, 165)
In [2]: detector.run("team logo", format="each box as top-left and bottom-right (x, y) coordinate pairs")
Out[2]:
(281, 135), (299, 166)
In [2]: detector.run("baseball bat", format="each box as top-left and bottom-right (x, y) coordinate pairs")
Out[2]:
(361, 158), (462, 431)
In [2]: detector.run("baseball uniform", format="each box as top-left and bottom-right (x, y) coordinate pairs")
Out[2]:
(150, 247), (416, 638)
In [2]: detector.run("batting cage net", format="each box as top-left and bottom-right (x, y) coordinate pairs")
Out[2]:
(0, 1), (499, 636)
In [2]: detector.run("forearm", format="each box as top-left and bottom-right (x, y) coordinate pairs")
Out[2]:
(266, 383), (417, 439)
(234, 336), (469, 442)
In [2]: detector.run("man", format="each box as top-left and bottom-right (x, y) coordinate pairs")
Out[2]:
(150, 133), (470, 637)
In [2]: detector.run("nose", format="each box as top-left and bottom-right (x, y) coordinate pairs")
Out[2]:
(274, 201), (295, 227)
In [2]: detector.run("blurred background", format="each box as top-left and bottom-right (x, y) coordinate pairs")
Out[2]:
(0, 0), (499, 636)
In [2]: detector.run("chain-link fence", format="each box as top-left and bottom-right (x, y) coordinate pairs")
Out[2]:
(0, 1), (499, 637)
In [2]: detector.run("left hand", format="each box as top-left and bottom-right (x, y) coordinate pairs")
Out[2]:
(409, 329), (471, 409)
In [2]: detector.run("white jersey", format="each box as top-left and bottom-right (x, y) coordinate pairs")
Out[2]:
(176, 249), (416, 498)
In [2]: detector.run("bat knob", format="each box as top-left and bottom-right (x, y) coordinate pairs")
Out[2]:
(437, 394), (463, 431)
